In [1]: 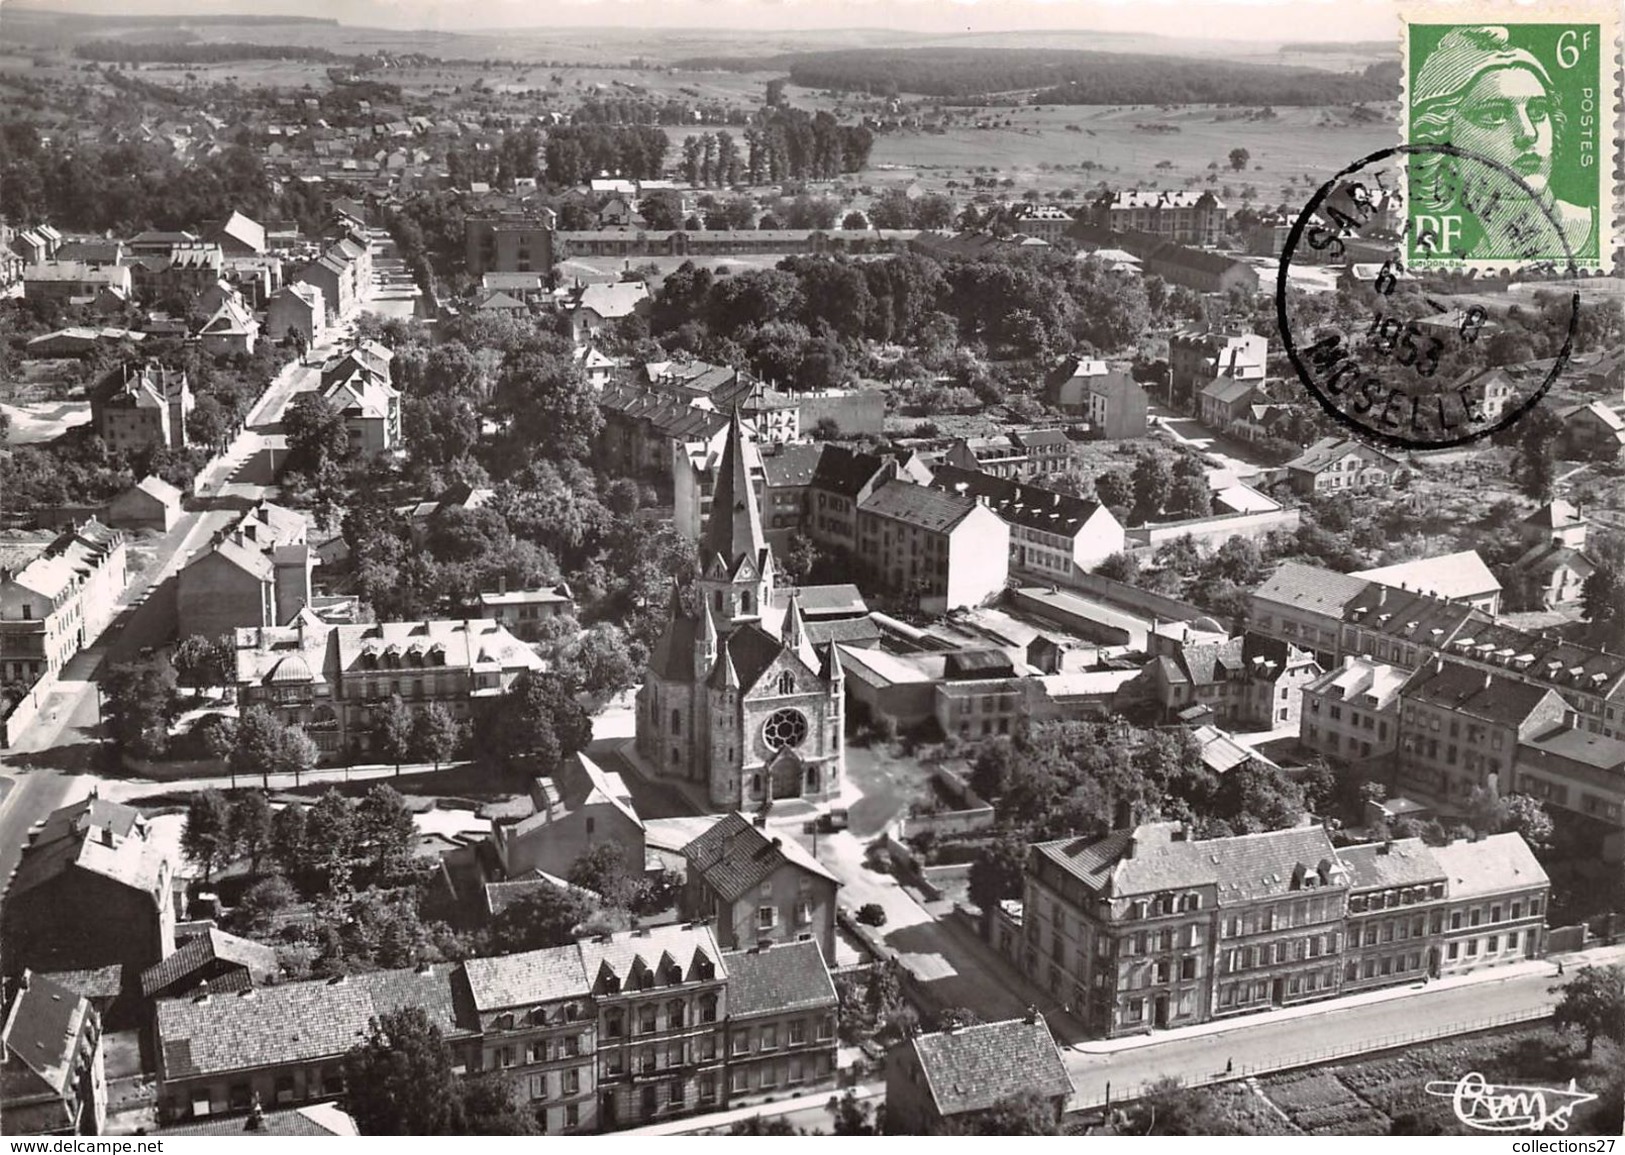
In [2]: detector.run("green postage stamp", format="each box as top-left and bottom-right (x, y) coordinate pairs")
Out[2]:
(1402, 8), (1620, 269)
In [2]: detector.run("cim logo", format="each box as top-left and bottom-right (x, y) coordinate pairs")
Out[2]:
(1424, 1072), (1598, 1133)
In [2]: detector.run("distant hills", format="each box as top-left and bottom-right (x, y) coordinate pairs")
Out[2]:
(677, 47), (1399, 104)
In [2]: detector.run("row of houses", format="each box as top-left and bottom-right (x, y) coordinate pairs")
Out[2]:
(0, 522), (127, 686)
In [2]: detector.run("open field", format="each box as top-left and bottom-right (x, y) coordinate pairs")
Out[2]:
(866, 103), (1395, 204)
(0, 401), (91, 445)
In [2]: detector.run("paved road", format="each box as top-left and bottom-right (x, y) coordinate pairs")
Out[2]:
(0, 318), (354, 892)
(1060, 950), (1625, 1110)
(1150, 404), (1274, 480)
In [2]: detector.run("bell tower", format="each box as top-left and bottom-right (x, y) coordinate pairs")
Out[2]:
(695, 407), (773, 628)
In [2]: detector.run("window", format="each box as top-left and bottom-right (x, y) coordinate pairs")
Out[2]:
(562, 1035), (580, 1058)
(700, 995), (719, 1024)
(563, 1069), (580, 1095)
(667, 1000), (685, 1029)
(1180, 957), (1196, 981)
(605, 1010), (624, 1039)
(669, 1081), (685, 1106)
(732, 1031), (750, 1055)
(1448, 943), (1459, 960)
(565, 1103), (579, 1129)
(757, 905), (777, 931)
(760, 1024), (778, 1051)
(731, 1068), (749, 1094)
(639, 1007), (658, 1034)
(817, 1016), (834, 1041)
(530, 1073), (549, 1101)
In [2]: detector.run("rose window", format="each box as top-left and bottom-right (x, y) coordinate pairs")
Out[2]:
(763, 708), (809, 750)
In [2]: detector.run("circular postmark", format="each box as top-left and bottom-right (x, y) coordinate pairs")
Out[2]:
(1277, 143), (1579, 450)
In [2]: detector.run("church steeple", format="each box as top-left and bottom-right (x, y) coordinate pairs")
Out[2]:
(701, 407), (767, 575)
(695, 407), (773, 626)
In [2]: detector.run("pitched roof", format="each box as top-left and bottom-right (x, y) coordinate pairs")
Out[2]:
(576, 281), (649, 319)
(1398, 658), (1565, 727)
(461, 945), (590, 1012)
(156, 965), (471, 1081)
(809, 444), (893, 498)
(10, 796), (170, 903)
(140, 928), (279, 998)
(1033, 821), (1339, 905)
(1253, 561), (1372, 617)
(1287, 436), (1406, 473)
(682, 813), (838, 902)
(1354, 550), (1501, 601)
(214, 210), (266, 254)
(1335, 838), (1446, 891)
(927, 464), (1108, 539)
(859, 480), (979, 533)
(577, 924), (727, 989)
(907, 1017), (1074, 1118)
(3, 972), (92, 1104)
(1430, 833), (1548, 899)
(160, 1102), (358, 1136)
(1521, 499), (1585, 530)
(723, 941), (837, 1018)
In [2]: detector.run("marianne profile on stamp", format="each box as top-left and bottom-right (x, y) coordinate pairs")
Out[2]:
(1408, 24), (1597, 262)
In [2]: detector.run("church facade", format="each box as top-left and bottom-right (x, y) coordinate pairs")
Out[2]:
(637, 411), (845, 809)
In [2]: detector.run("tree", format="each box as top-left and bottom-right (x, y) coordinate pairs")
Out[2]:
(182, 789), (235, 882)
(356, 784), (416, 876)
(826, 1089), (877, 1135)
(968, 834), (1029, 915)
(1124, 1077), (1240, 1135)
(943, 1092), (1061, 1135)
(729, 1115), (798, 1135)
(639, 188), (684, 231)
(1093, 469), (1133, 513)
(271, 802), (309, 877)
(343, 1007), (461, 1135)
(1496, 793), (1555, 851)
(856, 902), (887, 927)
(475, 670), (592, 773)
(454, 1074), (539, 1135)
(229, 791), (275, 875)
(274, 726), (319, 788)
(102, 655), (180, 760)
(1094, 551), (1141, 585)
(553, 623), (638, 703)
(1131, 453), (1172, 522)
(172, 634), (232, 688)
(411, 702), (461, 771)
(306, 789), (358, 892)
(196, 713), (238, 778)
(283, 392), (350, 475)
(1551, 964), (1625, 1057)
(869, 187), (915, 230)
(235, 873), (296, 931)
(842, 210), (868, 230)
(489, 884), (596, 953)
(765, 77), (787, 107)
(1513, 405), (1563, 502)
(374, 695), (416, 775)
(232, 706), (289, 789)
(567, 843), (638, 910)
(1580, 554), (1625, 633)
(1228, 147), (1251, 172)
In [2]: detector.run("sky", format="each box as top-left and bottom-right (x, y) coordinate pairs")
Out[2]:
(5, 0), (1405, 41)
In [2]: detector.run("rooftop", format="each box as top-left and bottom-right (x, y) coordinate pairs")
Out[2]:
(908, 1017), (1074, 1118)
(723, 941), (837, 1018)
(1353, 550), (1501, 601)
(859, 480), (979, 534)
(683, 812), (838, 902)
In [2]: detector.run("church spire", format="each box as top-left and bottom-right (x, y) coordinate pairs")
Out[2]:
(699, 407), (766, 573)
(782, 590), (818, 670)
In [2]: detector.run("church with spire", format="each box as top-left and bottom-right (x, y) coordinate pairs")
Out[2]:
(637, 410), (845, 809)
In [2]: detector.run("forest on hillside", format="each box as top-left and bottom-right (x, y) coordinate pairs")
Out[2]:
(677, 47), (1399, 104)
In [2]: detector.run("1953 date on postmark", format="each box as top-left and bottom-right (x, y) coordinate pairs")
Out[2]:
(1275, 4), (1619, 449)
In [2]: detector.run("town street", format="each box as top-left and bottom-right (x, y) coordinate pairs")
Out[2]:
(0, 316), (353, 892)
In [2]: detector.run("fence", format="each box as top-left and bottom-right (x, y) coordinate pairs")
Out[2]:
(1067, 1005), (1554, 1112)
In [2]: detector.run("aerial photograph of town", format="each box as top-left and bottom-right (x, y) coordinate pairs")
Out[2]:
(0, 0), (1621, 1140)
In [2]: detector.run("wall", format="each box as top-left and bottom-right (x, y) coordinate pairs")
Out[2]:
(797, 390), (885, 437)
(1126, 507), (1301, 550)
(1, 667), (58, 747)
(1011, 575), (1211, 631)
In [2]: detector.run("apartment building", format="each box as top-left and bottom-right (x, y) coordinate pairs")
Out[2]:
(471, 583), (575, 642)
(232, 614), (547, 760)
(1089, 189), (1227, 246)
(154, 964), (477, 1124)
(1284, 438), (1412, 497)
(926, 465), (1125, 578)
(1018, 820), (1549, 1040)
(585, 925), (728, 1130)
(1514, 722), (1625, 826)
(1352, 551), (1502, 615)
(1168, 328), (1266, 410)
(319, 341), (400, 457)
(0, 521), (127, 685)
(91, 365), (193, 453)
(1300, 656), (1407, 766)
(1252, 560), (1625, 741)
(681, 813), (840, 962)
(1395, 658), (1569, 806)
(721, 941), (839, 1108)
(464, 210), (557, 277)
(852, 482), (1010, 614)
(885, 1014), (1073, 1135)
(176, 502), (312, 641)
(460, 949), (598, 1134)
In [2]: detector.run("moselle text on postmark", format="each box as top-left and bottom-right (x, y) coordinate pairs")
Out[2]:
(1400, 7), (1620, 270)
(1276, 144), (1580, 449)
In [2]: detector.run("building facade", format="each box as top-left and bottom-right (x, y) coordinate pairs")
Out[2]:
(2, 971), (107, 1135)
(681, 813), (840, 962)
(91, 365), (193, 453)
(0, 521), (127, 685)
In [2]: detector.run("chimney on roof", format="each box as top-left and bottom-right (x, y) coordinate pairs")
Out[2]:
(245, 1094), (266, 1132)
(1483, 672), (1493, 691)
(498, 574), (507, 595)
(1434, 656), (1444, 676)
(756, 939), (773, 952)
(1024, 1004), (1040, 1026)
(194, 981), (210, 1004)
(1378, 840), (1391, 855)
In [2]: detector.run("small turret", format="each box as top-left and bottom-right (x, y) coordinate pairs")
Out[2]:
(782, 591), (818, 671)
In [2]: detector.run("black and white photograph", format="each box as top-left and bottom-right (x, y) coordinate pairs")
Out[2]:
(0, 0), (1621, 1141)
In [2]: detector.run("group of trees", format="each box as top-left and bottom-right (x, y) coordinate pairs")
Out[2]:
(648, 247), (1149, 389)
(542, 124), (670, 187)
(966, 722), (1327, 914)
(1093, 450), (1212, 527)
